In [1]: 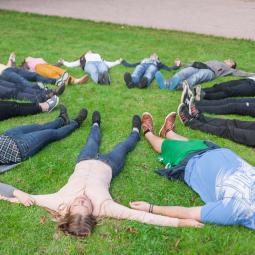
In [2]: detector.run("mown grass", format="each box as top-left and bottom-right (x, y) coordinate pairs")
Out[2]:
(0, 10), (255, 255)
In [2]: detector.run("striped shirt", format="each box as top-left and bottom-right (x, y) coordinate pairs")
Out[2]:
(0, 135), (21, 164)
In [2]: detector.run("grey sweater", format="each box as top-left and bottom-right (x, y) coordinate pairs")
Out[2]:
(184, 60), (255, 78)
(0, 182), (15, 198)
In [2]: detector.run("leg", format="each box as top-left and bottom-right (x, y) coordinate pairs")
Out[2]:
(85, 62), (99, 83)
(186, 69), (215, 88)
(9, 67), (56, 84)
(5, 117), (64, 136)
(18, 121), (78, 159)
(132, 64), (146, 85)
(77, 125), (101, 163)
(97, 62), (110, 84)
(144, 132), (164, 153)
(0, 101), (41, 121)
(143, 64), (158, 86)
(100, 131), (140, 178)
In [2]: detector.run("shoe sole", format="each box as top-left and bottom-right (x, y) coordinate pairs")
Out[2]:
(159, 112), (176, 137)
(48, 96), (59, 113)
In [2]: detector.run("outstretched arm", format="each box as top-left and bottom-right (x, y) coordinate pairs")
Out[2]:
(232, 69), (255, 77)
(121, 59), (141, 68)
(102, 200), (203, 228)
(104, 58), (122, 68)
(58, 58), (81, 68)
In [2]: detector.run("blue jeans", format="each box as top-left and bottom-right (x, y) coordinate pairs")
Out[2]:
(132, 63), (158, 86)
(5, 118), (78, 160)
(2, 68), (56, 88)
(166, 67), (215, 89)
(77, 125), (140, 178)
(85, 61), (109, 84)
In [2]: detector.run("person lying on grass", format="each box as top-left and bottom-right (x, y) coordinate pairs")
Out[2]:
(0, 105), (86, 173)
(20, 55), (89, 85)
(122, 53), (181, 89)
(58, 51), (122, 85)
(130, 112), (255, 230)
(0, 112), (202, 238)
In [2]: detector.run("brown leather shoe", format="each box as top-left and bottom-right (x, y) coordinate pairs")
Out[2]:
(141, 112), (154, 135)
(159, 112), (176, 137)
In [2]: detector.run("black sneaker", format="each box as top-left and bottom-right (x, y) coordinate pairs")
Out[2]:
(74, 108), (88, 127)
(189, 97), (199, 118)
(92, 111), (101, 127)
(59, 104), (70, 125)
(139, 77), (148, 89)
(124, 72), (135, 88)
(132, 115), (141, 133)
(54, 83), (65, 96)
(177, 103), (191, 125)
(101, 71), (110, 85)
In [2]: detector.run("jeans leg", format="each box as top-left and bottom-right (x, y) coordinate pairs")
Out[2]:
(85, 62), (99, 83)
(0, 101), (41, 121)
(100, 131), (140, 178)
(19, 121), (78, 159)
(186, 69), (215, 87)
(144, 64), (158, 86)
(5, 118), (64, 136)
(77, 125), (101, 163)
(132, 64), (146, 85)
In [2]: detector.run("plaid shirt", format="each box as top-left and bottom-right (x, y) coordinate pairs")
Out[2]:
(0, 135), (21, 164)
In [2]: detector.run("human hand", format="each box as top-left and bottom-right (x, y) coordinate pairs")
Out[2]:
(58, 58), (64, 65)
(9, 52), (16, 61)
(129, 201), (150, 212)
(13, 190), (35, 207)
(175, 58), (181, 66)
(178, 219), (204, 228)
(119, 58), (123, 63)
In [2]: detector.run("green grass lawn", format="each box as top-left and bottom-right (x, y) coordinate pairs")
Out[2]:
(0, 10), (255, 255)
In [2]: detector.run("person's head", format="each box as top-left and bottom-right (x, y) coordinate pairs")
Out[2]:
(20, 59), (29, 69)
(57, 195), (96, 237)
(150, 53), (159, 61)
(224, 59), (237, 69)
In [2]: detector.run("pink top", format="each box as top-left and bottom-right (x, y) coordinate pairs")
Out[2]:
(25, 57), (47, 71)
(32, 160), (179, 227)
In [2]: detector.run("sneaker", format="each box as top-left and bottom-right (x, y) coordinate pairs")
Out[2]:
(54, 83), (65, 96)
(59, 104), (70, 125)
(180, 81), (190, 106)
(159, 112), (177, 138)
(155, 71), (166, 89)
(189, 97), (199, 117)
(124, 72), (135, 88)
(100, 71), (110, 85)
(92, 111), (101, 127)
(194, 85), (202, 101)
(56, 72), (70, 87)
(141, 112), (154, 134)
(46, 95), (59, 112)
(139, 77), (148, 89)
(177, 103), (191, 125)
(132, 115), (141, 133)
(37, 82), (46, 89)
(74, 108), (88, 127)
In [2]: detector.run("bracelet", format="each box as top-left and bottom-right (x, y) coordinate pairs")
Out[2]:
(149, 204), (154, 213)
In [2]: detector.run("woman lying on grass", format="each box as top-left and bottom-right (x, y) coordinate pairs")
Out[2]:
(131, 112), (255, 230)
(0, 112), (202, 237)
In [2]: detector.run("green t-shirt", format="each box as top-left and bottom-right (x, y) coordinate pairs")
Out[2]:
(157, 139), (209, 168)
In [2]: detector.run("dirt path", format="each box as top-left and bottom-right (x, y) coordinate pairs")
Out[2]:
(0, 0), (255, 40)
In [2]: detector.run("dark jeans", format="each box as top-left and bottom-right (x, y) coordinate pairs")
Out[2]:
(2, 67), (56, 88)
(203, 79), (255, 100)
(0, 79), (49, 102)
(0, 101), (41, 121)
(77, 125), (140, 178)
(196, 98), (255, 116)
(187, 114), (255, 147)
(5, 118), (78, 160)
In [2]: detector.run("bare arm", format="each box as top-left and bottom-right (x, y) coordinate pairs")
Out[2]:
(102, 200), (203, 228)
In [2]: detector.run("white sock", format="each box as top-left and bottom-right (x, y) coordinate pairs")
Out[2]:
(132, 127), (139, 133)
(93, 123), (99, 127)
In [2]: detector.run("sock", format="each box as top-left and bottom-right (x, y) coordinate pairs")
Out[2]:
(132, 127), (139, 133)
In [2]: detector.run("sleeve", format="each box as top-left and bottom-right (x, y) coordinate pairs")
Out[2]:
(232, 69), (255, 77)
(159, 63), (180, 71)
(104, 59), (122, 69)
(0, 182), (16, 198)
(201, 199), (240, 226)
(62, 59), (81, 68)
(102, 200), (179, 227)
(121, 60), (140, 68)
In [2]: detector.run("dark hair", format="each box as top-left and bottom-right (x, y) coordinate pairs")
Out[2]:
(58, 213), (97, 237)
(20, 59), (29, 70)
(232, 61), (237, 69)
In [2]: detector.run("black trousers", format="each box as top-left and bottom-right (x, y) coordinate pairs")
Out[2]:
(196, 98), (255, 116)
(203, 79), (255, 100)
(0, 101), (41, 121)
(187, 114), (255, 147)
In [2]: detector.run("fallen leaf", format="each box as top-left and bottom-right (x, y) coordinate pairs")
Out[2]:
(127, 227), (139, 234)
(175, 239), (181, 248)
(39, 216), (46, 224)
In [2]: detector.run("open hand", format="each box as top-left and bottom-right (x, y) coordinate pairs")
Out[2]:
(178, 219), (204, 228)
(129, 201), (150, 212)
(58, 58), (64, 65)
(175, 58), (181, 66)
(13, 190), (35, 207)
